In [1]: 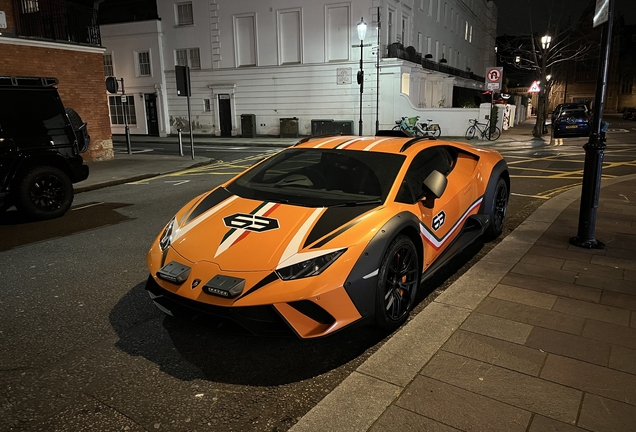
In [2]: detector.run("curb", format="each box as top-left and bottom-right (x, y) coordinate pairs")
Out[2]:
(289, 172), (636, 432)
(74, 159), (214, 194)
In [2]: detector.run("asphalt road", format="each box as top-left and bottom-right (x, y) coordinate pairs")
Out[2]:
(1, 117), (635, 431)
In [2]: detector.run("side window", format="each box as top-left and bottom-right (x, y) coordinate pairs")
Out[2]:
(396, 147), (457, 204)
(1, 91), (70, 148)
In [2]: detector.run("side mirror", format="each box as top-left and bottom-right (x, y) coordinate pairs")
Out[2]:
(421, 170), (447, 208)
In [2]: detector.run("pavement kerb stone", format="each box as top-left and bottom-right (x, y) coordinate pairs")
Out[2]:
(291, 172), (636, 432)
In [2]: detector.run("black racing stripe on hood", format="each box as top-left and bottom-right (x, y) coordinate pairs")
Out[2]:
(303, 204), (380, 248)
(186, 188), (232, 224)
(310, 219), (362, 249)
(240, 272), (279, 299)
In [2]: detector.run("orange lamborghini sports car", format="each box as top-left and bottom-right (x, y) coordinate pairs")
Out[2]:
(145, 133), (509, 339)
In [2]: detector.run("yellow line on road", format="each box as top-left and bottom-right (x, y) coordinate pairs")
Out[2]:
(511, 192), (551, 199)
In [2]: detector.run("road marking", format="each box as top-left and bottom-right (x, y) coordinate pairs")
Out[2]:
(511, 192), (550, 199)
(164, 180), (191, 186)
(72, 202), (104, 211)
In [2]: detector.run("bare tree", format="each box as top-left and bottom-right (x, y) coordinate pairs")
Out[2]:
(497, 0), (595, 137)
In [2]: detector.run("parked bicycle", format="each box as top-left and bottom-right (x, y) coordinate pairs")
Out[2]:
(465, 118), (501, 141)
(393, 116), (442, 138)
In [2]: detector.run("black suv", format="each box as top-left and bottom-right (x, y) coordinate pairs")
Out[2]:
(0, 76), (89, 220)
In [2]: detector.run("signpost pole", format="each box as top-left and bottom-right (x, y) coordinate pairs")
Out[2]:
(570, 0), (615, 249)
(121, 78), (132, 155)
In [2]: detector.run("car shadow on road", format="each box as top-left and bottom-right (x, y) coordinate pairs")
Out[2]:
(110, 281), (391, 386)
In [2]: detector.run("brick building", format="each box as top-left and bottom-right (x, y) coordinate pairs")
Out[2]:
(0, 0), (113, 161)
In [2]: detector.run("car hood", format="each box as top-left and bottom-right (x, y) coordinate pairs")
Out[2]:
(169, 192), (380, 272)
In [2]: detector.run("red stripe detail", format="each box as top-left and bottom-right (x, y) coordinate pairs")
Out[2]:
(263, 203), (280, 216)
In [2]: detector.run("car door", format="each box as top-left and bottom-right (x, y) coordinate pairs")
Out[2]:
(397, 146), (463, 268)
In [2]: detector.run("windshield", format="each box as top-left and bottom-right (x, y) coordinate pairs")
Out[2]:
(227, 148), (406, 207)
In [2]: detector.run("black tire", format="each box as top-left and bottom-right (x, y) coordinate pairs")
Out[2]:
(392, 125), (401, 131)
(15, 166), (74, 220)
(483, 177), (508, 240)
(431, 126), (441, 138)
(465, 126), (476, 140)
(375, 235), (420, 330)
(487, 126), (501, 141)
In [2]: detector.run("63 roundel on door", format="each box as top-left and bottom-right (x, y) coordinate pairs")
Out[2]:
(432, 210), (446, 231)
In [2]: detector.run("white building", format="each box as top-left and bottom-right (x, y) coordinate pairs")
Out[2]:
(101, 0), (497, 138)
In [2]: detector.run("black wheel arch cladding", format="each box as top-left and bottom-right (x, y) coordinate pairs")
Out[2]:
(343, 211), (422, 318)
(479, 159), (509, 215)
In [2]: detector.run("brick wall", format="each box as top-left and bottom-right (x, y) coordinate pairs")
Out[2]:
(0, 41), (113, 161)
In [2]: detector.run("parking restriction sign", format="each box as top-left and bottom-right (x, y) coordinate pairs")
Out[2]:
(485, 67), (503, 91)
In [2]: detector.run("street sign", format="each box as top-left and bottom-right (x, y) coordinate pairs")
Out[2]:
(528, 81), (541, 93)
(485, 67), (503, 83)
(593, 0), (609, 28)
(121, 95), (127, 103)
(487, 82), (500, 90)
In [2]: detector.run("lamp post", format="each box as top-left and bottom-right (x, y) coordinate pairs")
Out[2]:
(357, 17), (367, 136)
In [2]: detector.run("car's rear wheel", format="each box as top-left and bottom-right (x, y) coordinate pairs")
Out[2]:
(375, 235), (420, 330)
(483, 177), (508, 240)
(16, 166), (73, 220)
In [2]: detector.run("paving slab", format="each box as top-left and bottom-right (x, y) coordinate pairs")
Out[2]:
(582, 319), (636, 349)
(489, 284), (558, 310)
(510, 262), (578, 283)
(475, 297), (586, 335)
(395, 376), (531, 432)
(524, 327), (611, 366)
(609, 344), (636, 375)
(552, 297), (631, 326)
(498, 273), (601, 303)
(459, 313), (533, 344)
(541, 354), (636, 405)
(562, 259), (626, 279)
(577, 394), (636, 432)
(574, 273), (636, 295)
(369, 405), (460, 432)
(527, 245), (593, 263)
(519, 253), (565, 269)
(441, 330), (546, 376)
(591, 255), (636, 271)
(422, 351), (581, 424)
(600, 291), (636, 311)
(528, 415), (588, 432)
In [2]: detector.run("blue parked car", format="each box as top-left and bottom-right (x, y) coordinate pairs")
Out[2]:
(553, 109), (591, 138)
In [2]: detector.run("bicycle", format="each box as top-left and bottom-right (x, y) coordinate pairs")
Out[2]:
(393, 116), (442, 138)
(465, 118), (501, 141)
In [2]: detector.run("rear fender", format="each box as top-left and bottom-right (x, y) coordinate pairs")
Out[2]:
(479, 159), (509, 214)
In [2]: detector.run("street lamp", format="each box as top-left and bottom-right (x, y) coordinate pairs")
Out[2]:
(357, 17), (367, 136)
(541, 35), (551, 49)
(515, 55), (521, 64)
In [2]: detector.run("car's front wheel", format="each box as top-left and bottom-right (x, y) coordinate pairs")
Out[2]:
(16, 166), (74, 220)
(483, 177), (508, 240)
(375, 235), (420, 330)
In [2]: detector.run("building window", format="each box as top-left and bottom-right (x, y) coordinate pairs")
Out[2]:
(429, 0), (433, 17)
(401, 16), (407, 44)
(278, 9), (302, 65)
(103, 53), (114, 77)
(401, 73), (410, 96)
(426, 37), (432, 55)
(388, 9), (394, 44)
(621, 75), (634, 94)
(444, 3), (448, 27)
(420, 0), (425, 10)
(108, 96), (137, 125)
(21, 0), (39, 13)
(418, 32), (423, 53)
(234, 13), (257, 66)
(176, 2), (194, 26)
(137, 51), (151, 76)
(450, 8), (453, 31)
(436, 0), (441, 22)
(203, 99), (211, 112)
(175, 48), (200, 69)
(469, 25), (473, 43)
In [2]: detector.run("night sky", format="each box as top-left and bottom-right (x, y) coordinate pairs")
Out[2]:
(493, 0), (635, 36)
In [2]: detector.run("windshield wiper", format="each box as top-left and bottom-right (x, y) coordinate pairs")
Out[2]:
(331, 199), (382, 207)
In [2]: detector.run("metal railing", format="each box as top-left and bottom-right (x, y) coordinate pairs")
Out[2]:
(12, 0), (101, 46)
(385, 43), (485, 83)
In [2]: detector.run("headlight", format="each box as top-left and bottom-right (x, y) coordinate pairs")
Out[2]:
(159, 218), (176, 251)
(276, 249), (346, 280)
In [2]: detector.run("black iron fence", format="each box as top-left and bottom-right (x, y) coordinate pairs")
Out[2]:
(12, 0), (101, 46)
(386, 43), (485, 83)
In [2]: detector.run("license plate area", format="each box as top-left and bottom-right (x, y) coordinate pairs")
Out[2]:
(566, 125), (578, 129)
(203, 275), (246, 298)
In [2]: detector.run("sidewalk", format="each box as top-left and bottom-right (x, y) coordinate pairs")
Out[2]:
(291, 175), (636, 432)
